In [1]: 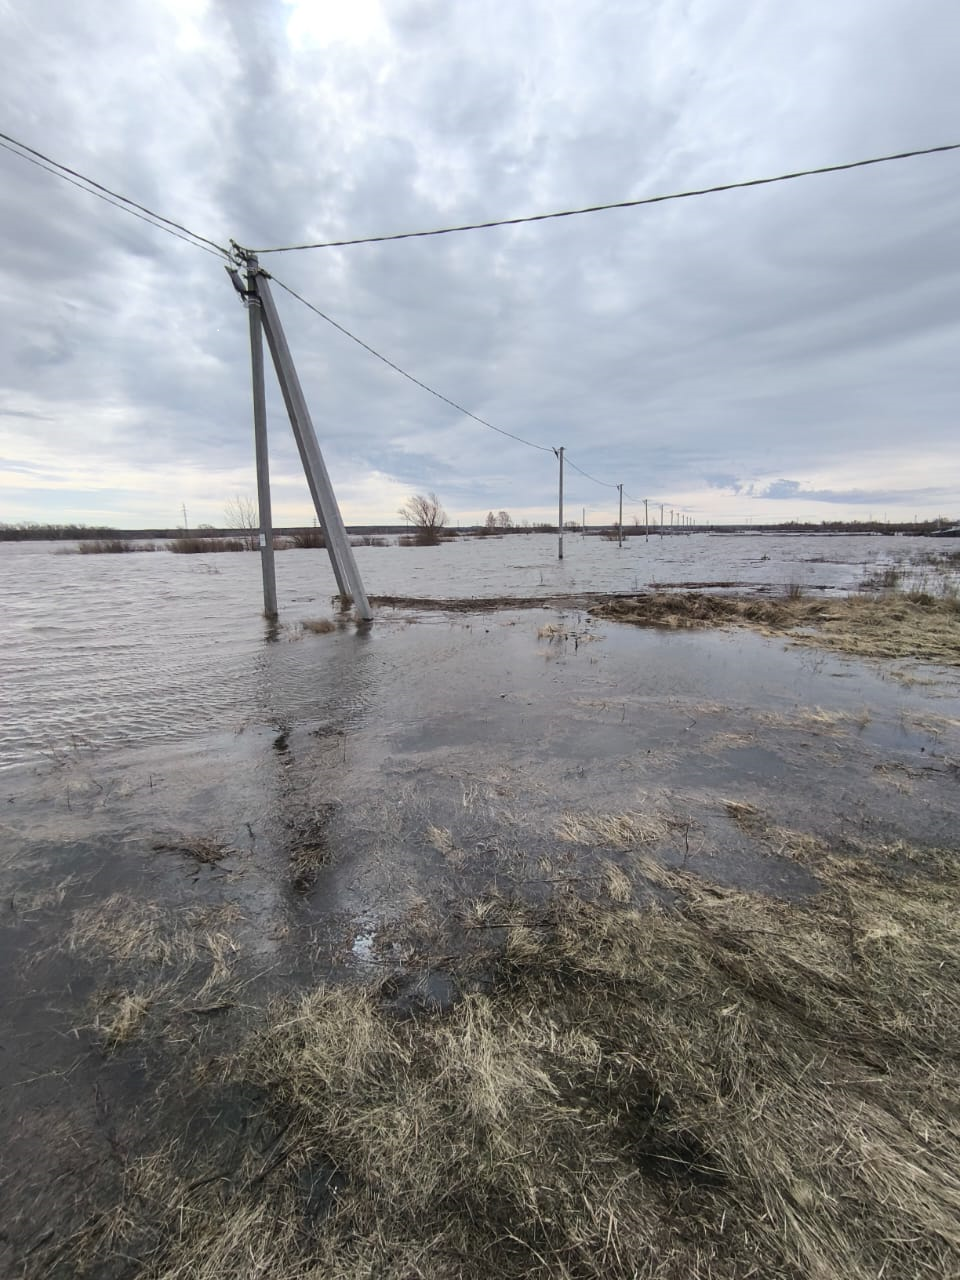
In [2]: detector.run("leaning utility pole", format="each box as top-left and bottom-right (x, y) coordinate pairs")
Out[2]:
(556, 446), (565, 560)
(644, 498), (649, 542)
(229, 252), (372, 621)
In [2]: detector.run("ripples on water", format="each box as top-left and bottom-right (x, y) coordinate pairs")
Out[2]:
(0, 533), (940, 771)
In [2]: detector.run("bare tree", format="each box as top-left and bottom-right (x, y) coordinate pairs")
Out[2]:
(224, 494), (259, 550)
(399, 493), (448, 544)
(496, 510), (513, 528)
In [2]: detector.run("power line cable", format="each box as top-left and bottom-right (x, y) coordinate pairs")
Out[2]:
(267, 272), (555, 453)
(0, 138), (226, 260)
(270, 272), (671, 495)
(564, 454), (620, 490)
(248, 142), (960, 254)
(0, 130), (231, 259)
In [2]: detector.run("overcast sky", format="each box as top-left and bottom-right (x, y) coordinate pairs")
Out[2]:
(1, 0), (958, 528)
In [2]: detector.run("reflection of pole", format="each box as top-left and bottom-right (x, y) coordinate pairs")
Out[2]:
(644, 498), (649, 542)
(246, 254), (277, 619)
(557, 446), (565, 561)
(253, 270), (372, 620)
(617, 483), (623, 548)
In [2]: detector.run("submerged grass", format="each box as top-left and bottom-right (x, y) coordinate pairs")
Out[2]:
(41, 840), (960, 1280)
(74, 539), (157, 554)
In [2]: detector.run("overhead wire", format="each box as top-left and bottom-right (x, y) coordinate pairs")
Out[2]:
(247, 142), (960, 254)
(11, 126), (945, 516)
(267, 272), (555, 453)
(0, 129), (232, 259)
(563, 454), (620, 490)
(269, 272), (679, 503)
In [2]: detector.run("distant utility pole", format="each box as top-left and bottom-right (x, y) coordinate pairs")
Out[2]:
(229, 252), (371, 621)
(644, 498), (649, 542)
(556, 446), (565, 560)
(660, 503), (664, 540)
(181, 502), (188, 532)
(617, 483), (623, 548)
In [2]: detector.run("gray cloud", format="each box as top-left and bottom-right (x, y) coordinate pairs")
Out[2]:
(708, 476), (955, 507)
(2, 0), (960, 526)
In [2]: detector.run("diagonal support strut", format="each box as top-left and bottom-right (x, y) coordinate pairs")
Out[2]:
(247, 260), (372, 621)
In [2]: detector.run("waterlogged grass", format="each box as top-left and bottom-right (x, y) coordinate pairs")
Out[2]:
(167, 536), (249, 554)
(36, 836), (960, 1280)
(593, 590), (960, 665)
(74, 539), (158, 554)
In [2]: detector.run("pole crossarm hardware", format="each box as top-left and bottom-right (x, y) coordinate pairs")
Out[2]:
(228, 249), (372, 622)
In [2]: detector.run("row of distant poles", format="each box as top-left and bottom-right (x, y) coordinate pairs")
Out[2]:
(228, 252), (694, 619)
(555, 448), (694, 559)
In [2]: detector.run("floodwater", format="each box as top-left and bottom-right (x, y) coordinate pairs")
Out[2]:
(0, 531), (950, 771)
(2, 533), (959, 1273)
(2, 529), (958, 922)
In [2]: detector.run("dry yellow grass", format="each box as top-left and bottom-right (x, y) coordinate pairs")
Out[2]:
(555, 810), (673, 848)
(592, 591), (960, 665)
(40, 839), (960, 1280)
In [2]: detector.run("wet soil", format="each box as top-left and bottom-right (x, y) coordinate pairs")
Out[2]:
(1, 607), (959, 1273)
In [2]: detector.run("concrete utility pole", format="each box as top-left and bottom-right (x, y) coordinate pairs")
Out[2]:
(644, 498), (649, 542)
(238, 261), (372, 621)
(617, 483), (623, 548)
(245, 254), (278, 619)
(556, 446), (565, 561)
(660, 503), (664, 540)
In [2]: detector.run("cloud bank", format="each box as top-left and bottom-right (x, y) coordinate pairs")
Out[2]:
(1, 0), (958, 526)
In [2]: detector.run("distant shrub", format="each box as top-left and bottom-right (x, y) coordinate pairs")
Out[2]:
(351, 536), (388, 547)
(398, 529), (443, 547)
(291, 528), (325, 549)
(168, 537), (247, 554)
(75, 539), (156, 554)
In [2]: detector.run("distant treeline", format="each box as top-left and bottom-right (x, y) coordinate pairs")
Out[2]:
(0, 523), (175, 542)
(0, 523), (397, 543)
(2, 516), (957, 543)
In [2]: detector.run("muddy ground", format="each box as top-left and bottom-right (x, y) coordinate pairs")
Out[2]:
(1, 601), (959, 1276)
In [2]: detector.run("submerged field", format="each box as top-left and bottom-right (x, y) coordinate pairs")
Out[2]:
(1, 535), (959, 1276)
